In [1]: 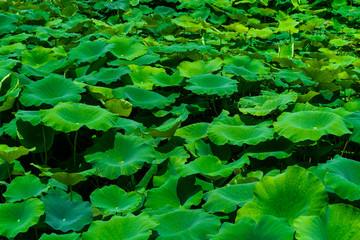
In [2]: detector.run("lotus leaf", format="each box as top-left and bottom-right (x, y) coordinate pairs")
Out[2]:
(39, 232), (81, 240)
(151, 207), (221, 239)
(2, 174), (48, 202)
(82, 213), (158, 240)
(244, 138), (294, 160)
(177, 58), (223, 78)
(84, 133), (155, 179)
(239, 90), (297, 116)
(21, 46), (57, 68)
(15, 110), (41, 126)
(176, 155), (249, 179)
(246, 28), (274, 39)
(151, 71), (184, 87)
(90, 185), (142, 214)
(40, 102), (118, 133)
(276, 110), (351, 142)
(277, 18), (299, 33)
(104, 98), (132, 117)
(0, 144), (30, 163)
(320, 155), (360, 201)
(128, 65), (165, 90)
(203, 181), (257, 213)
(344, 112), (360, 143)
(294, 204), (360, 240)
(77, 67), (131, 85)
(42, 194), (93, 232)
(149, 117), (183, 138)
(209, 215), (295, 240)
(0, 13), (18, 34)
(223, 55), (269, 81)
(145, 175), (202, 210)
(236, 166), (328, 224)
(68, 40), (114, 63)
(19, 74), (85, 107)
(17, 121), (55, 152)
(185, 74), (237, 96)
(174, 122), (210, 142)
(273, 69), (316, 87)
(108, 36), (147, 60)
(208, 122), (274, 147)
(112, 86), (178, 110)
(0, 199), (44, 238)
(51, 172), (86, 187)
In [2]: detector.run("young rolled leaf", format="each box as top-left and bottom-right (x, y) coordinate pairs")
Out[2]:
(40, 102), (118, 133)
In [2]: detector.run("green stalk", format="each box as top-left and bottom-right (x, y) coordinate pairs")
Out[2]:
(42, 126), (48, 165)
(73, 130), (79, 169)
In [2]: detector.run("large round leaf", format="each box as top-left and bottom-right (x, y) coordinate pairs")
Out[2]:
(177, 58), (223, 78)
(108, 36), (147, 60)
(40, 102), (118, 133)
(152, 208), (221, 240)
(19, 74), (85, 106)
(209, 215), (295, 240)
(239, 90), (297, 116)
(321, 155), (360, 201)
(0, 199), (44, 238)
(174, 122), (210, 142)
(208, 123), (274, 147)
(0, 144), (30, 163)
(21, 46), (57, 68)
(185, 74), (237, 96)
(42, 194), (93, 232)
(2, 174), (48, 202)
(90, 185), (142, 214)
(236, 166), (328, 225)
(84, 133), (155, 180)
(113, 86), (178, 110)
(203, 182), (257, 213)
(39, 233), (81, 240)
(82, 213), (158, 240)
(274, 111), (351, 142)
(128, 65), (165, 90)
(76, 66), (131, 85)
(294, 204), (360, 240)
(68, 39), (114, 63)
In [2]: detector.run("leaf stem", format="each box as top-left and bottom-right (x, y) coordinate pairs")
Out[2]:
(42, 126), (48, 165)
(341, 140), (348, 157)
(73, 130), (79, 169)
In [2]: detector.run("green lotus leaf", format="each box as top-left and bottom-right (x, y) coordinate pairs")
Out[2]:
(236, 166), (328, 225)
(277, 17), (299, 34)
(203, 182), (257, 213)
(51, 172), (86, 187)
(114, 117), (146, 134)
(145, 175), (202, 210)
(274, 111), (351, 142)
(84, 133), (155, 180)
(149, 117), (183, 138)
(151, 71), (184, 87)
(320, 155), (360, 201)
(112, 86), (178, 110)
(208, 122), (274, 147)
(128, 64), (165, 90)
(185, 74), (237, 96)
(209, 215), (295, 240)
(108, 36), (147, 60)
(294, 204), (360, 240)
(0, 13), (18, 35)
(42, 194), (93, 232)
(344, 112), (360, 143)
(104, 98), (132, 117)
(176, 155), (249, 179)
(151, 208), (221, 240)
(90, 185), (142, 214)
(0, 144), (30, 163)
(15, 110), (41, 126)
(244, 138), (294, 160)
(223, 55), (269, 81)
(40, 102), (118, 133)
(178, 58), (223, 78)
(68, 40), (114, 63)
(77, 67), (131, 85)
(2, 174), (48, 202)
(0, 198), (44, 238)
(82, 213), (158, 240)
(329, 38), (350, 47)
(246, 27), (274, 39)
(174, 122), (210, 142)
(273, 69), (316, 87)
(17, 120), (55, 152)
(85, 85), (114, 101)
(39, 232), (81, 240)
(21, 46), (57, 68)
(19, 74), (85, 107)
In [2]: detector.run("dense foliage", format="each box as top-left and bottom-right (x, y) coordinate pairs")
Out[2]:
(2, 0), (360, 239)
